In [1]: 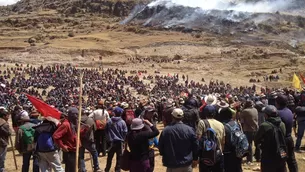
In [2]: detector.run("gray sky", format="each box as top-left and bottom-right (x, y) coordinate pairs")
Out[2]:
(0, 0), (18, 6)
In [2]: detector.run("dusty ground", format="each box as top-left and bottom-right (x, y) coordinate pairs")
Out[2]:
(1, 4), (305, 171)
(0, 10), (305, 89)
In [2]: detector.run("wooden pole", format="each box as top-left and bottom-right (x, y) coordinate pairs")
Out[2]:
(9, 136), (18, 170)
(75, 72), (84, 172)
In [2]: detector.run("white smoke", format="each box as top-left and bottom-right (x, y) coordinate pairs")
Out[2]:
(148, 0), (293, 13)
(0, 0), (19, 6)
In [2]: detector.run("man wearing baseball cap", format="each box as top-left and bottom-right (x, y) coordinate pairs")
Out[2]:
(254, 105), (287, 172)
(159, 108), (199, 172)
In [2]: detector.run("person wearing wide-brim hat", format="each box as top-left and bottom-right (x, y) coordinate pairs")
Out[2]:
(215, 100), (231, 121)
(204, 94), (217, 106)
(217, 100), (229, 109)
(127, 118), (159, 172)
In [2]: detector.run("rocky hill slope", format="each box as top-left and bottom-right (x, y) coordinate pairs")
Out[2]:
(1, 0), (150, 16)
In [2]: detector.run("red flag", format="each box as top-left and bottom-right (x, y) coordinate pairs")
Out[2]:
(26, 94), (61, 120)
(300, 73), (305, 85)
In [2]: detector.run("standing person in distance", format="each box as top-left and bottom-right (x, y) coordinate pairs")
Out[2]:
(240, 100), (259, 164)
(295, 105), (305, 152)
(104, 107), (127, 172)
(159, 108), (199, 172)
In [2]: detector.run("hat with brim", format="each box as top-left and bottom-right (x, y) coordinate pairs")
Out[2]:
(215, 93), (220, 98)
(122, 102), (129, 109)
(171, 108), (184, 119)
(204, 95), (217, 105)
(130, 118), (145, 130)
(217, 100), (229, 108)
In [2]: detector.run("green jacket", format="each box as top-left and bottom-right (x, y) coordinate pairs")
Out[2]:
(254, 117), (286, 161)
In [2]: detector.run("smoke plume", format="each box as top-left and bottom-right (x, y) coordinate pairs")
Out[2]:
(148, 0), (294, 13)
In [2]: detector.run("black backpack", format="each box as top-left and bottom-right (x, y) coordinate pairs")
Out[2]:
(266, 121), (287, 160)
(182, 108), (200, 130)
(200, 120), (222, 166)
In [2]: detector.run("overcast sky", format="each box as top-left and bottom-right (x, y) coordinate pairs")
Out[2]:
(0, 0), (18, 6)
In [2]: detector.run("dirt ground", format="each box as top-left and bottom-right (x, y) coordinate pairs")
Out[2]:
(0, 10), (304, 89)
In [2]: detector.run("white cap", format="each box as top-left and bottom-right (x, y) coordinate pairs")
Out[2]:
(171, 108), (184, 119)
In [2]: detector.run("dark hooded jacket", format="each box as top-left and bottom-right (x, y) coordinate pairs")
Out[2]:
(254, 117), (286, 161)
(0, 118), (11, 147)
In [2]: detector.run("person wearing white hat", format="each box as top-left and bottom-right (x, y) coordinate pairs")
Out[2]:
(204, 95), (217, 106)
(159, 108), (199, 172)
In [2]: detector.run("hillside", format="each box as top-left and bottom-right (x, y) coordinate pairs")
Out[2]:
(0, 0), (304, 89)
(1, 0), (149, 16)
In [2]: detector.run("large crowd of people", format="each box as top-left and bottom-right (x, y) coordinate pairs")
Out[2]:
(0, 63), (305, 172)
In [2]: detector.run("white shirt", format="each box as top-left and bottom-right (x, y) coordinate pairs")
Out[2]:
(89, 109), (110, 121)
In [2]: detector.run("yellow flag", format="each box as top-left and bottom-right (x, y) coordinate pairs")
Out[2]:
(293, 73), (302, 91)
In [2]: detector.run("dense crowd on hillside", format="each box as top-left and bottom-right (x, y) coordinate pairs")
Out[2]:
(0, 63), (305, 172)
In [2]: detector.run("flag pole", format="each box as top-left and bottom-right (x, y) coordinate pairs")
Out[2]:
(75, 72), (84, 172)
(9, 136), (18, 170)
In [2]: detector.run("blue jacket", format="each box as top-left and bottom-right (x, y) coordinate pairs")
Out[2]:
(106, 117), (127, 142)
(159, 122), (199, 168)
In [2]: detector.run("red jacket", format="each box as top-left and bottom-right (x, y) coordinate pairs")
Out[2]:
(53, 119), (78, 152)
